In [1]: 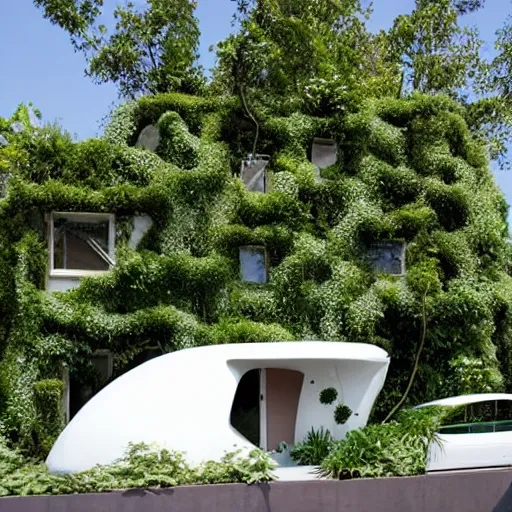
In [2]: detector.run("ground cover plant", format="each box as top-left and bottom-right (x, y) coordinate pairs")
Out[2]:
(0, 440), (276, 496)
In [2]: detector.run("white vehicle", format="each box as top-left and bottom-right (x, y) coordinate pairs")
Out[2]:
(415, 393), (512, 472)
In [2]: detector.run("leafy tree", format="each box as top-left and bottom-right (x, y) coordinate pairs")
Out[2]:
(216, 0), (400, 120)
(467, 2), (512, 166)
(34, 0), (204, 98)
(387, 0), (485, 98)
(384, 0), (512, 168)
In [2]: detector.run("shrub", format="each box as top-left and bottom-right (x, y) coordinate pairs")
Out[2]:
(334, 404), (353, 425)
(319, 387), (338, 405)
(32, 380), (64, 458)
(290, 428), (334, 466)
(319, 407), (449, 480)
(157, 112), (200, 169)
(0, 442), (276, 496)
(205, 319), (294, 344)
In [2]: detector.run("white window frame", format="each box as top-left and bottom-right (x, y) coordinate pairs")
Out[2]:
(48, 212), (116, 278)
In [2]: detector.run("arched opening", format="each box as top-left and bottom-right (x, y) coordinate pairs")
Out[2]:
(230, 368), (305, 452)
(230, 369), (261, 446)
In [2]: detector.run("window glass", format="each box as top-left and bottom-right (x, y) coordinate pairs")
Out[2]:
(311, 138), (337, 170)
(241, 159), (267, 193)
(466, 400), (496, 423)
(497, 400), (512, 421)
(53, 215), (111, 271)
(367, 242), (405, 275)
(437, 400), (512, 434)
(240, 247), (267, 284)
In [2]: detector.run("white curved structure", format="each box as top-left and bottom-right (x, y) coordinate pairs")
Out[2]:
(416, 394), (512, 471)
(46, 342), (390, 473)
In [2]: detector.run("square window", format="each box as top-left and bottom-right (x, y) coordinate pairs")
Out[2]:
(240, 246), (268, 284)
(311, 138), (337, 170)
(49, 212), (115, 277)
(241, 156), (269, 193)
(367, 242), (405, 276)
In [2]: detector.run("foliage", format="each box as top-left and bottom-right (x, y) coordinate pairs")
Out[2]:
(32, 380), (64, 458)
(215, 0), (398, 119)
(388, 0), (484, 97)
(0, 84), (511, 486)
(0, 442), (276, 496)
(334, 404), (353, 426)
(449, 355), (503, 395)
(319, 387), (338, 405)
(157, 111), (199, 169)
(320, 407), (449, 479)
(34, 0), (204, 98)
(290, 427), (334, 466)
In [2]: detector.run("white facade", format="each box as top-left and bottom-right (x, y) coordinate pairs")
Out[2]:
(416, 394), (512, 471)
(46, 341), (390, 474)
(128, 215), (153, 250)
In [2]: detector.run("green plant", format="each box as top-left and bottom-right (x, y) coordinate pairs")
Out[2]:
(319, 407), (448, 480)
(32, 379), (64, 458)
(0, 441), (276, 496)
(319, 387), (338, 405)
(334, 404), (353, 425)
(290, 427), (334, 466)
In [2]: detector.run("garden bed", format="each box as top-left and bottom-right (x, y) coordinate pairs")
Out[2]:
(1, 469), (511, 512)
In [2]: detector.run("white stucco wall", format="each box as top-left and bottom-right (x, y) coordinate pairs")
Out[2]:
(46, 342), (390, 473)
(46, 277), (82, 293)
(128, 215), (153, 250)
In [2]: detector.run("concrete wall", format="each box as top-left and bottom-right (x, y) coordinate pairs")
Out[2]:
(1, 470), (511, 512)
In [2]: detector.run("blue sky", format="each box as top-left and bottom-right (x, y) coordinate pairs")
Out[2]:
(0, 0), (510, 211)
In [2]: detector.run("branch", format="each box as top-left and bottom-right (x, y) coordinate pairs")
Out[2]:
(382, 284), (430, 424)
(239, 84), (260, 156)
(147, 43), (158, 71)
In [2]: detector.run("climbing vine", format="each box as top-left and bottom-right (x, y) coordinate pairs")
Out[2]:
(0, 90), (510, 483)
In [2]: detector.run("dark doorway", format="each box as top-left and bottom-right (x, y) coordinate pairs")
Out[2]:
(68, 349), (161, 421)
(69, 351), (113, 420)
(230, 369), (260, 446)
(121, 348), (162, 375)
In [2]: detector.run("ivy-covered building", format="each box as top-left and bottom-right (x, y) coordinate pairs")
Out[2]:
(0, 92), (510, 458)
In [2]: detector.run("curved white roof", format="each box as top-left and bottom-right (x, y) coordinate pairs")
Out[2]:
(46, 341), (390, 474)
(415, 393), (512, 409)
(178, 341), (390, 362)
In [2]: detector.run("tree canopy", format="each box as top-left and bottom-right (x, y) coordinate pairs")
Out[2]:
(34, 0), (204, 98)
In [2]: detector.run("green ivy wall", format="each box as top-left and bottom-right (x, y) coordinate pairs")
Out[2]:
(0, 92), (511, 457)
